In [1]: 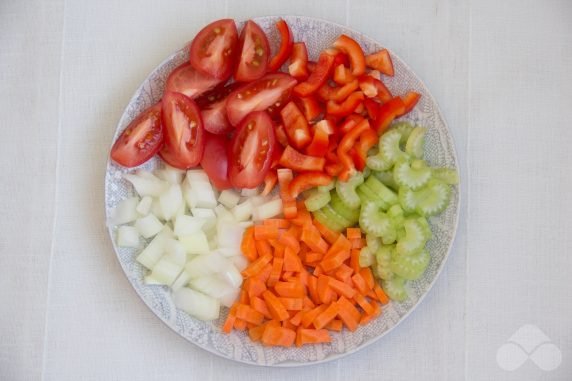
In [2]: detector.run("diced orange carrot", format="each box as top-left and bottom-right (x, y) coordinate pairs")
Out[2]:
(263, 219), (291, 228)
(317, 275), (331, 304)
(373, 283), (390, 304)
(242, 253), (273, 278)
(367, 289), (378, 301)
(279, 230), (301, 253)
(334, 263), (354, 283)
(314, 303), (340, 329)
(254, 263), (272, 284)
(282, 320), (296, 330)
(254, 225), (279, 240)
(289, 205), (312, 226)
(326, 234), (352, 257)
(351, 272), (369, 295)
(325, 319), (343, 332)
(303, 296), (316, 309)
(304, 251), (324, 264)
(268, 239), (283, 250)
(359, 302), (381, 325)
(320, 249), (351, 272)
(297, 268), (310, 287)
(297, 329), (331, 346)
(327, 276), (357, 299)
(222, 306), (238, 334)
(274, 280), (305, 298)
(268, 257), (284, 287)
(262, 290), (290, 321)
(290, 310), (305, 326)
(274, 245), (285, 258)
(262, 326), (296, 347)
(350, 248), (361, 273)
(354, 293), (375, 315)
(359, 267), (375, 290)
(283, 200), (298, 219)
(313, 219), (340, 245)
(246, 277), (267, 299)
(248, 324), (265, 341)
(301, 304), (328, 328)
(283, 247), (302, 272)
(236, 304), (265, 325)
(251, 296), (272, 319)
(300, 224), (329, 254)
(279, 297), (304, 311)
(281, 271), (294, 280)
(255, 240), (273, 258)
(336, 296), (360, 331)
(351, 238), (364, 249)
(234, 318), (247, 330)
(287, 224), (302, 239)
(346, 227), (362, 240)
(307, 275), (320, 305)
(239, 290), (249, 304)
(241, 227), (258, 261)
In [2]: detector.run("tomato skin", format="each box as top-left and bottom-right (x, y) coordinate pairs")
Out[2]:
(235, 20), (270, 82)
(111, 103), (163, 168)
(226, 73), (297, 126)
(189, 19), (238, 80)
(161, 92), (205, 169)
(268, 19), (293, 71)
(201, 133), (232, 190)
(165, 62), (221, 99)
(228, 111), (276, 188)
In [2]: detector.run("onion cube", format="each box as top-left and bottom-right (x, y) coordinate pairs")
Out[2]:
(117, 226), (139, 247)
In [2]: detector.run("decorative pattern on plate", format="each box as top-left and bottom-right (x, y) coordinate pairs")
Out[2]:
(105, 16), (460, 366)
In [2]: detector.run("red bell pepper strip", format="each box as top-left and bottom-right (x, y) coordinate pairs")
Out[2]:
(326, 91), (365, 117)
(279, 145), (326, 172)
(294, 52), (335, 97)
(336, 119), (372, 181)
(372, 96), (405, 134)
(262, 169), (278, 196)
(277, 168), (297, 218)
(295, 96), (323, 122)
(365, 49), (394, 76)
(358, 76), (392, 103)
(399, 91), (421, 116)
(338, 114), (365, 135)
(269, 19), (293, 72)
(354, 128), (378, 171)
(363, 98), (380, 120)
(289, 42), (309, 81)
(274, 123), (289, 147)
(318, 80), (359, 102)
(332, 35), (366, 77)
(305, 125), (330, 157)
(280, 102), (312, 149)
(333, 64), (355, 85)
(289, 172), (333, 199)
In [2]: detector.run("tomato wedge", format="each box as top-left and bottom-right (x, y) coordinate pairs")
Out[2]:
(332, 35), (366, 77)
(201, 133), (232, 190)
(293, 52), (335, 97)
(228, 111), (276, 188)
(161, 92), (205, 169)
(235, 20), (270, 82)
(226, 73), (297, 126)
(165, 62), (221, 99)
(288, 42), (309, 80)
(280, 101), (311, 149)
(365, 49), (394, 76)
(111, 103), (163, 168)
(196, 83), (239, 135)
(190, 19), (238, 80)
(268, 19), (293, 71)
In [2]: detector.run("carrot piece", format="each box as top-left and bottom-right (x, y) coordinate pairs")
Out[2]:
(301, 304), (328, 328)
(351, 238), (364, 249)
(234, 318), (247, 331)
(350, 248), (361, 273)
(300, 224), (329, 254)
(304, 251), (324, 264)
(281, 271), (294, 280)
(373, 283), (390, 304)
(327, 276), (357, 299)
(268, 257), (284, 287)
(278, 229), (300, 252)
(262, 326), (296, 347)
(289, 205), (312, 227)
(282, 320), (296, 330)
(290, 310), (305, 326)
(254, 263), (273, 284)
(346, 227), (362, 240)
(326, 234), (352, 257)
(307, 275), (320, 305)
(297, 268), (310, 287)
(268, 238), (283, 251)
(242, 253), (273, 278)
(246, 277), (267, 299)
(303, 296), (316, 309)
(279, 297), (304, 311)
(336, 296), (360, 331)
(263, 218), (291, 228)
(313, 265), (323, 277)
(254, 225), (279, 240)
(241, 227), (258, 261)
(239, 290), (249, 304)
(274, 280), (305, 298)
(334, 263), (354, 283)
(326, 319), (343, 332)
(222, 306), (238, 334)
(313, 218), (340, 245)
(283, 247), (302, 272)
(354, 293), (375, 315)
(283, 200), (298, 219)
(359, 267), (375, 290)
(317, 275), (335, 304)
(248, 325), (265, 342)
(367, 289), (378, 301)
(295, 326), (304, 347)
(287, 223), (302, 239)
(262, 290), (290, 321)
(250, 296), (272, 319)
(236, 304), (265, 325)
(320, 249), (351, 272)
(297, 329), (331, 346)
(314, 303), (340, 329)
(359, 302), (381, 325)
(255, 240), (273, 258)
(351, 272), (369, 295)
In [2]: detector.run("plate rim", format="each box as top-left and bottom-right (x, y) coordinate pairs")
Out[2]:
(105, 14), (461, 367)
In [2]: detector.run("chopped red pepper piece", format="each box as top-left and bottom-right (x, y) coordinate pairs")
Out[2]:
(332, 35), (366, 77)
(399, 91), (421, 116)
(289, 172), (333, 199)
(326, 91), (365, 117)
(279, 145), (326, 172)
(365, 49), (394, 76)
(336, 119), (373, 181)
(293, 52), (335, 97)
(305, 125), (330, 157)
(295, 96), (323, 122)
(262, 170), (278, 196)
(289, 42), (309, 81)
(280, 102), (312, 149)
(372, 96), (405, 134)
(269, 19), (293, 72)
(318, 80), (359, 102)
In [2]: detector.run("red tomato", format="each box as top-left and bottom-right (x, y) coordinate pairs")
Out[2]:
(332, 35), (366, 77)
(228, 111), (276, 188)
(234, 20), (270, 82)
(279, 101), (311, 149)
(165, 62), (221, 99)
(111, 103), (163, 168)
(365, 49), (394, 76)
(225, 73), (297, 126)
(293, 52), (335, 97)
(196, 83), (240, 135)
(189, 19), (238, 80)
(201, 133), (232, 190)
(161, 92), (205, 169)
(268, 19), (293, 71)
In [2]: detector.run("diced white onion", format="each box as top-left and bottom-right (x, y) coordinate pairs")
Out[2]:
(174, 215), (205, 238)
(229, 255), (248, 271)
(179, 231), (210, 255)
(144, 274), (163, 285)
(248, 195), (269, 207)
(110, 197), (139, 225)
(218, 247), (240, 257)
(238, 221), (254, 228)
(159, 184), (183, 220)
(241, 188), (259, 197)
(136, 196), (153, 215)
(218, 263), (243, 289)
(214, 204), (234, 221)
(190, 208), (216, 231)
(150, 257), (184, 286)
(135, 214), (164, 239)
(164, 238), (187, 266)
(150, 198), (166, 220)
(156, 164), (185, 185)
(190, 275), (234, 299)
(185, 169), (210, 184)
(183, 180), (217, 209)
(136, 228), (170, 269)
(185, 251), (226, 278)
(219, 288), (240, 308)
(124, 171), (169, 196)
(218, 189), (241, 209)
(216, 221), (245, 249)
(173, 287), (220, 321)
(232, 200), (253, 222)
(117, 226), (139, 247)
(171, 270), (191, 291)
(252, 198), (283, 221)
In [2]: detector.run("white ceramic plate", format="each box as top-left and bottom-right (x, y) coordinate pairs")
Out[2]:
(105, 15), (460, 366)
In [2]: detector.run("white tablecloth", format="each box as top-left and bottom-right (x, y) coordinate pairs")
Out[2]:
(1, 0), (571, 380)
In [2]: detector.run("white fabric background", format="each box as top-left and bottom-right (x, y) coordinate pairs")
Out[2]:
(0, 0), (570, 380)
